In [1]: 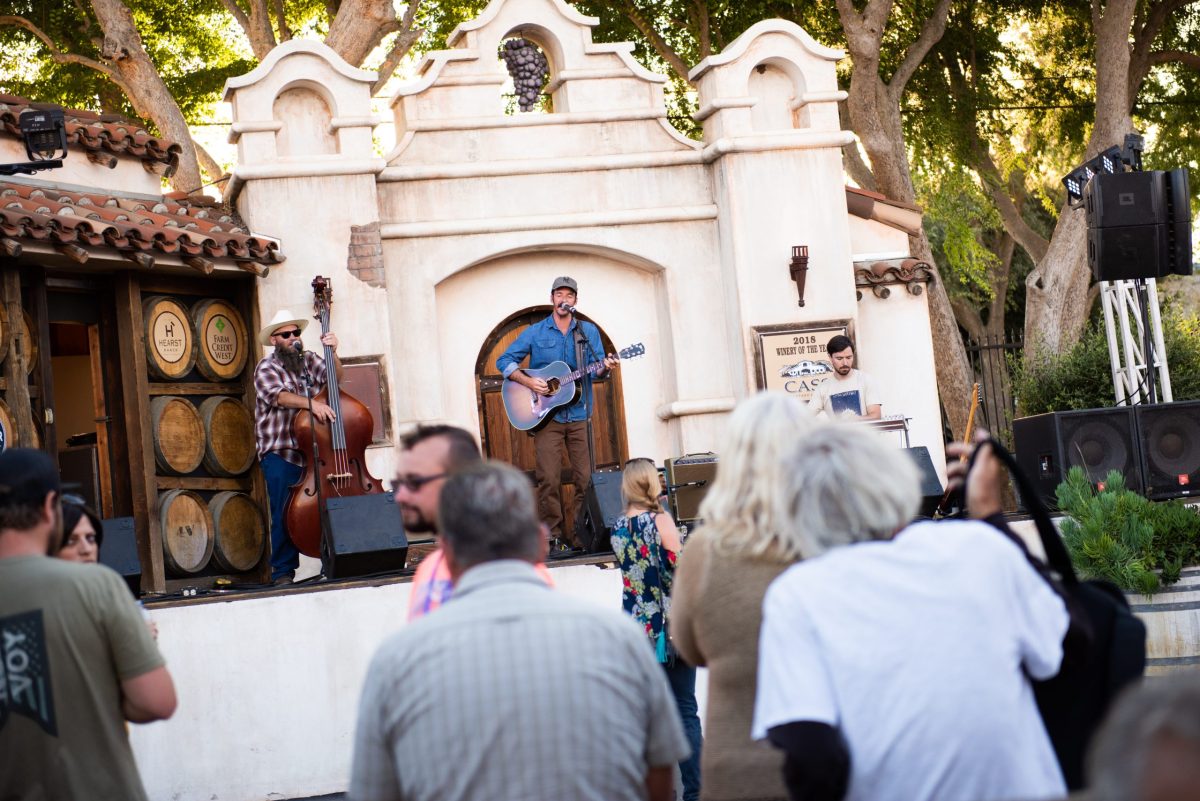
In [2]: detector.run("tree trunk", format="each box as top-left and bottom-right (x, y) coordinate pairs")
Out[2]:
(324, 0), (401, 67)
(90, 0), (204, 192)
(1023, 0), (1137, 353)
(839, 1), (974, 442)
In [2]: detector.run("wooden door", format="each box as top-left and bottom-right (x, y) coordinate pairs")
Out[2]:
(476, 308), (629, 535)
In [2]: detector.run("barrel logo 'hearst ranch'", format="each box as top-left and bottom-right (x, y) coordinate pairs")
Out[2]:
(153, 311), (187, 363)
(205, 315), (239, 366)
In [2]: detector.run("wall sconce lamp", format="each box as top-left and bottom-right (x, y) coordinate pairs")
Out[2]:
(790, 245), (809, 307)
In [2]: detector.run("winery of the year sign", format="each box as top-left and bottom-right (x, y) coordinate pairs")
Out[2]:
(752, 320), (851, 402)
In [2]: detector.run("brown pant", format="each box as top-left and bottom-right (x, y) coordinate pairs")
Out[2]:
(533, 420), (591, 543)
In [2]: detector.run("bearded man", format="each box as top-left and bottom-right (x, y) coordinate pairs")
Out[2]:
(253, 309), (343, 584)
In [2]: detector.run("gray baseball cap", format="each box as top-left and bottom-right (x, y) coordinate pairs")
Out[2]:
(551, 276), (578, 294)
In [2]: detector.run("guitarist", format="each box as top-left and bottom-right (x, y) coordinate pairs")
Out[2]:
(496, 276), (619, 552)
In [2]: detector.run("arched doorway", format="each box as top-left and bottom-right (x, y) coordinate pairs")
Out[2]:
(475, 306), (629, 535)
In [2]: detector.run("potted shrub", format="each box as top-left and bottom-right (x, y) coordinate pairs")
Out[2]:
(1055, 466), (1200, 676)
(1056, 466), (1200, 593)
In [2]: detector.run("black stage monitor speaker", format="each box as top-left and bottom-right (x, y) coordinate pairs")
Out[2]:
(322, 493), (408, 579)
(665, 453), (718, 522)
(1135, 401), (1200, 500)
(904, 447), (944, 518)
(1013, 408), (1141, 509)
(577, 470), (624, 553)
(98, 516), (141, 598)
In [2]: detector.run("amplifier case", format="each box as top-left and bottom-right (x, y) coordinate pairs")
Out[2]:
(665, 454), (718, 522)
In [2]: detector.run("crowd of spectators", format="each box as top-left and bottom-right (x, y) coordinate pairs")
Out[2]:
(3, 390), (1197, 800)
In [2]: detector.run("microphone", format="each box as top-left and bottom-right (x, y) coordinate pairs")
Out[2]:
(291, 340), (303, 353)
(558, 302), (577, 314)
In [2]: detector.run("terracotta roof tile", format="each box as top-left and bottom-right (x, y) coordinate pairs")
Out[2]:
(0, 182), (284, 271)
(0, 94), (181, 175)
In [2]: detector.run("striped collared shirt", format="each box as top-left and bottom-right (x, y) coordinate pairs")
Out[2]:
(351, 560), (689, 801)
(253, 350), (327, 464)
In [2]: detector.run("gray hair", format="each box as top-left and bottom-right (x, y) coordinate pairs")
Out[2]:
(697, 391), (818, 560)
(776, 422), (919, 557)
(1087, 675), (1200, 801)
(438, 461), (542, 570)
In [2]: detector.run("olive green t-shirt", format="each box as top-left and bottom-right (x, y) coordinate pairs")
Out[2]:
(0, 556), (164, 801)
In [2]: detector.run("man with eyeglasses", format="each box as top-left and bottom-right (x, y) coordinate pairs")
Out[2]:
(254, 309), (344, 585)
(398, 425), (554, 620)
(395, 425), (482, 619)
(0, 448), (176, 800)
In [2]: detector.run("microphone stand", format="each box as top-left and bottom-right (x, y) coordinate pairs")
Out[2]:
(574, 322), (597, 476)
(296, 344), (329, 578)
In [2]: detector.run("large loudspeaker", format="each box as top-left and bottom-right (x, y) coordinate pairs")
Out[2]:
(321, 493), (408, 579)
(576, 471), (624, 553)
(1135, 401), (1200, 499)
(665, 454), (718, 522)
(1086, 169), (1192, 281)
(904, 447), (944, 518)
(1013, 408), (1142, 509)
(98, 516), (141, 598)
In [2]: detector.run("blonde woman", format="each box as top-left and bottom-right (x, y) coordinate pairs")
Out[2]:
(670, 391), (817, 801)
(611, 457), (701, 801)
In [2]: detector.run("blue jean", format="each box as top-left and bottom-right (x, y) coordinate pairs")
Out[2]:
(664, 657), (702, 801)
(262, 452), (302, 580)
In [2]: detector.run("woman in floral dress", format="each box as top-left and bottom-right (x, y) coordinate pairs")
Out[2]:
(612, 457), (701, 801)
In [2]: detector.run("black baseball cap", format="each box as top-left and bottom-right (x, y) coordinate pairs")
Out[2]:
(0, 448), (60, 508)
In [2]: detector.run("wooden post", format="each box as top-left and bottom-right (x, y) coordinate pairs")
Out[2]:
(2, 268), (35, 447)
(114, 273), (167, 592)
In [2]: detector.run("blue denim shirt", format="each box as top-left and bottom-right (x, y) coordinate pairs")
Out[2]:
(496, 314), (605, 423)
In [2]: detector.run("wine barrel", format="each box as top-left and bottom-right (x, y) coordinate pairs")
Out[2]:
(1128, 567), (1200, 677)
(199, 396), (256, 476)
(17, 311), (36, 375)
(159, 489), (214, 575)
(0, 304), (9, 367)
(209, 491), (266, 573)
(192, 299), (249, 382)
(143, 295), (196, 380)
(150, 396), (205, 475)
(0, 398), (14, 451)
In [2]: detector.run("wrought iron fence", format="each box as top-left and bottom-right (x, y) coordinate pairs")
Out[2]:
(965, 334), (1024, 447)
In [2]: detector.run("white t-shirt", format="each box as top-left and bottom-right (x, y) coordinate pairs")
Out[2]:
(752, 520), (1068, 801)
(808, 369), (877, 417)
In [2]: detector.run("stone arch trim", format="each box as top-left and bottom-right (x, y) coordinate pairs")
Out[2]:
(438, 242), (668, 288)
(223, 39), (377, 96)
(689, 19), (844, 82)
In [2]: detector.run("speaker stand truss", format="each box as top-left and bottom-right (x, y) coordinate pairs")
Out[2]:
(1100, 277), (1172, 406)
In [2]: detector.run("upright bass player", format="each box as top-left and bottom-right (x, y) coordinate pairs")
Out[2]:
(253, 308), (343, 585)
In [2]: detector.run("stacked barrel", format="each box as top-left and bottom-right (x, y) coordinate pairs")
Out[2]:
(144, 295), (266, 578)
(0, 306), (41, 449)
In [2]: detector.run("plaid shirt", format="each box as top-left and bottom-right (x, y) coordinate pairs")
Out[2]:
(254, 350), (328, 464)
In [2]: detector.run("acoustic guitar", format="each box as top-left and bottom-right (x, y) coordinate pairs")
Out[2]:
(502, 342), (645, 431)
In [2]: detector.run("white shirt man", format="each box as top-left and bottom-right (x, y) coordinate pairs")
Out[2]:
(808, 336), (881, 419)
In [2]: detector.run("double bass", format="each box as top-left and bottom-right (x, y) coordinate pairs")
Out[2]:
(284, 276), (384, 557)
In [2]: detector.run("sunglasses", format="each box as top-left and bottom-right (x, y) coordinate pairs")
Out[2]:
(61, 493), (88, 507)
(274, 329), (302, 340)
(390, 473), (447, 493)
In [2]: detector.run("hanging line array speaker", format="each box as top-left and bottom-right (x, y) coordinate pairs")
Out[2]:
(1085, 168), (1191, 282)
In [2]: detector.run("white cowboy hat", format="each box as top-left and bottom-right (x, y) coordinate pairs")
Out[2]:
(258, 309), (309, 346)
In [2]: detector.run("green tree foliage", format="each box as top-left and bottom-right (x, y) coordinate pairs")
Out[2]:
(1014, 306), (1200, 416)
(1057, 466), (1200, 592)
(0, 0), (253, 124)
